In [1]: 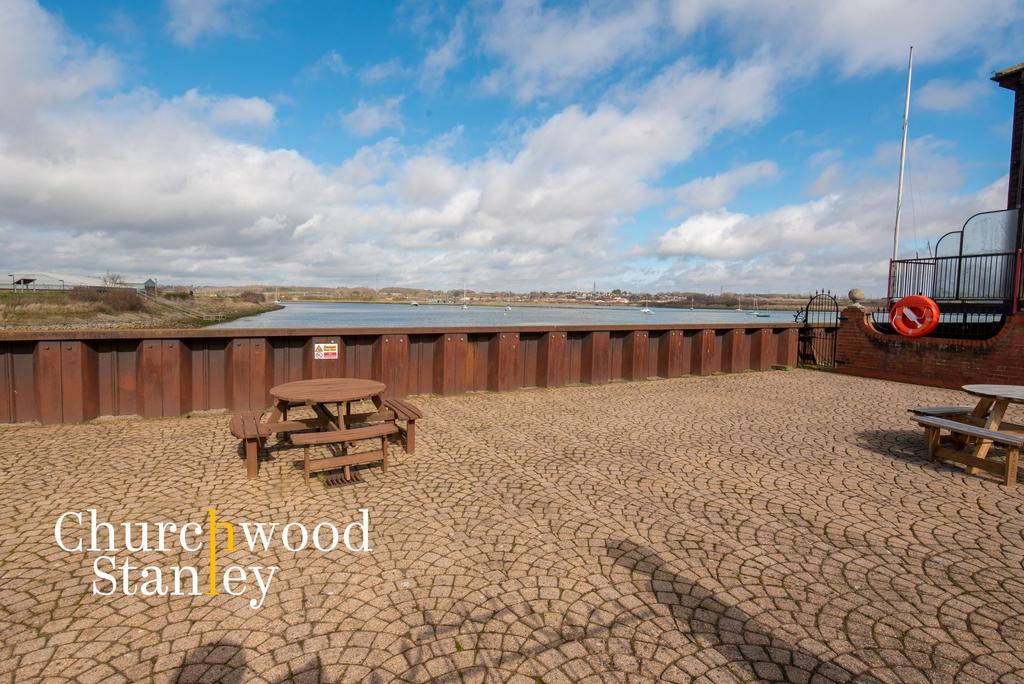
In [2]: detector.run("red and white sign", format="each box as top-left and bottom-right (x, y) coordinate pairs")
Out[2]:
(314, 343), (338, 360)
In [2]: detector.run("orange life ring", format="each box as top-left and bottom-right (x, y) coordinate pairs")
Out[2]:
(889, 295), (940, 337)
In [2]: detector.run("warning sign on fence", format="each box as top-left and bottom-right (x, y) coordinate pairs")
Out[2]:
(313, 343), (338, 360)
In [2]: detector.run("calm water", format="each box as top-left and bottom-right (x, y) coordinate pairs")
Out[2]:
(212, 302), (800, 329)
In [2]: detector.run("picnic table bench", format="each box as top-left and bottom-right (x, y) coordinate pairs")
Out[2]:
(292, 422), (399, 485)
(229, 411), (323, 478)
(909, 385), (1024, 487)
(228, 378), (423, 481)
(910, 414), (1022, 487)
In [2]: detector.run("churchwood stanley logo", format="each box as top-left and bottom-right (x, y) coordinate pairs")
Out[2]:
(55, 508), (371, 609)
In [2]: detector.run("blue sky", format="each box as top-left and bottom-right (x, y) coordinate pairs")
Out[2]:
(2, 0), (1023, 294)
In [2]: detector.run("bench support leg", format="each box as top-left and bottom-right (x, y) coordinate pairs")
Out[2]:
(405, 420), (416, 455)
(924, 427), (939, 460)
(381, 436), (389, 474)
(245, 439), (259, 479)
(303, 446), (310, 487)
(1005, 447), (1019, 488)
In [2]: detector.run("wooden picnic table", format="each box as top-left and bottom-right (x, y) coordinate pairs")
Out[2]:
(268, 378), (387, 431)
(962, 385), (1024, 437)
(910, 385), (1024, 486)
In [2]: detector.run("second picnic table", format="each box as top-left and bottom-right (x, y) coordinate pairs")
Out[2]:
(910, 384), (1024, 487)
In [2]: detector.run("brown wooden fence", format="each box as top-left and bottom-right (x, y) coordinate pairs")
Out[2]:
(0, 323), (799, 424)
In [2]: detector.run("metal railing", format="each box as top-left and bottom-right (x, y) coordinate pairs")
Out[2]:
(887, 250), (1022, 313)
(871, 308), (1006, 340)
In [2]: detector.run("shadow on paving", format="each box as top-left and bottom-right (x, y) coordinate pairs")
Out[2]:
(606, 539), (880, 683)
(172, 642), (321, 683)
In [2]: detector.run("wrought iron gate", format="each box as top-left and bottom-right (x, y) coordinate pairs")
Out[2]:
(795, 290), (840, 368)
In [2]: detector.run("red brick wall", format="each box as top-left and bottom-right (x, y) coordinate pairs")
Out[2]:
(836, 307), (1024, 389)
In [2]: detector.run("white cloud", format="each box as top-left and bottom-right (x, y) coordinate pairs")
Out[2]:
(0, 0), (119, 131)
(165, 0), (252, 46)
(481, 0), (661, 102)
(654, 141), (1007, 294)
(170, 89), (275, 127)
(0, 0), (778, 290)
(421, 14), (466, 89)
(341, 97), (405, 137)
(672, 161), (778, 212)
(297, 50), (349, 82)
(359, 58), (410, 84)
(667, 0), (1023, 76)
(916, 78), (989, 112)
(3, 0), (1015, 295)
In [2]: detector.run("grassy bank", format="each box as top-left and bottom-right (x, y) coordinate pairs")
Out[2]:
(0, 289), (281, 330)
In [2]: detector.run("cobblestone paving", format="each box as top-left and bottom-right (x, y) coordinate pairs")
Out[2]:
(2, 370), (1024, 683)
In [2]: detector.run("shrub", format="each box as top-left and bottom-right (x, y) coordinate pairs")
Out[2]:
(68, 287), (144, 312)
(163, 291), (191, 300)
(238, 291), (265, 304)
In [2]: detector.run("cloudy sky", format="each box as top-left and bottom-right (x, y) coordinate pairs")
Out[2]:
(1, 0), (1022, 294)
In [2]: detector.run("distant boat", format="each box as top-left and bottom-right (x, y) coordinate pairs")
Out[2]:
(640, 299), (654, 314)
(505, 305), (512, 311)
(748, 296), (770, 317)
(735, 296), (743, 312)
(410, 301), (419, 307)
(689, 297), (695, 310)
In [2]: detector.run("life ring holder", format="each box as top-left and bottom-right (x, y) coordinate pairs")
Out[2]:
(889, 295), (940, 337)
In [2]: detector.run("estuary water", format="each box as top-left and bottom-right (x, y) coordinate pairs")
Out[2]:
(211, 301), (800, 329)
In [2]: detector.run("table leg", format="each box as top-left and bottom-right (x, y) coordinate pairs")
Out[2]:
(968, 399), (1008, 473)
(267, 400), (285, 425)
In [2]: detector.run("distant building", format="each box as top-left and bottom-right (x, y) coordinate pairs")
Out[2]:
(144, 278), (157, 295)
(4, 272), (111, 291)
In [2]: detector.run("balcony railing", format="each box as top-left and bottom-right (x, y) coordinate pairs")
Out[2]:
(887, 250), (1022, 314)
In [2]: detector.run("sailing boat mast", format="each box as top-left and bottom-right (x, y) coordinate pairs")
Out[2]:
(892, 46), (913, 261)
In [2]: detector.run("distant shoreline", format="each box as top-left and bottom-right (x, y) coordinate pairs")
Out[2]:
(272, 299), (809, 312)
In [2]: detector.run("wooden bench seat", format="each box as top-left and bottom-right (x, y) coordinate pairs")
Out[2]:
(291, 423), (398, 446)
(292, 423), (399, 485)
(382, 398), (423, 455)
(911, 415), (1022, 487)
(908, 406), (974, 417)
(229, 412), (270, 479)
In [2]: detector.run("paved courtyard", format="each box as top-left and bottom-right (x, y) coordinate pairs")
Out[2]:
(1, 370), (1023, 683)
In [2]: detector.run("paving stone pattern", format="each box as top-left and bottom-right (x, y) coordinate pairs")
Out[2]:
(1, 370), (1023, 683)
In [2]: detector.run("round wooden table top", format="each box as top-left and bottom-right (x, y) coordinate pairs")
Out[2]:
(963, 384), (1024, 403)
(270, 378), (386, 404)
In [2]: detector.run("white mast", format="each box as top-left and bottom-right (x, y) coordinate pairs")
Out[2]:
(892, 46), (913, 260)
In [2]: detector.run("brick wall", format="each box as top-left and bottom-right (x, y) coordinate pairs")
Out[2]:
(835, 306), (1024, 389)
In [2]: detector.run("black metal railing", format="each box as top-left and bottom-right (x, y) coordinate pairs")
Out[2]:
(887, 251), (1021, 313)
(871, 308), (1006, 340)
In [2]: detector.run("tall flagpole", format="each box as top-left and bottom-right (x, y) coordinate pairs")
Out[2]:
(892, 46), (913, 261)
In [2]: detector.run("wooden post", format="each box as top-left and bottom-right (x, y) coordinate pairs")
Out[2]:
(777, 328), (799, 367)
(374, 334), (409, 398)
(138, 339), (166, 417)
(657, 330), (685, 378)
(487, 332), (519, 392)
(433, 333), (468, 396)
(722, 330), (747, 373)
(33, 341), (63, 424)
(691, 329), (715, 376)
(537, 332), (568, 388)
(309, 336), (343, 379)
(225, 339), (251, 413)
(0, 343), (12, 424)
(621, 330), (648, 381)
(581, 331), (610, 385)
(750, 329), (774, 371)
(161, 340), (193, 416)
(58, 341), (99, 422)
